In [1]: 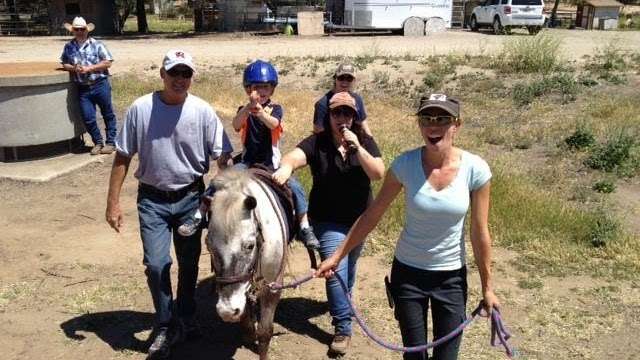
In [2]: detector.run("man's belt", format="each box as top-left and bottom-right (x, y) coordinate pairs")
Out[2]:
(78, 77), (106, 87)
(139, 178), (204, 202)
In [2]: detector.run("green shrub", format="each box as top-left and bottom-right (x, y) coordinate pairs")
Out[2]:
(565, 126), (595, 150)
(592, 180), (616, 193)
(512, 72), (578, 106)
(578, 76), (598, 87)
(585, 132), (639, 176)
(587, 211), (620, 248)
(585, 42), (628, 84)
(421, 57), (457, 91)
(494, 33), (562, 74)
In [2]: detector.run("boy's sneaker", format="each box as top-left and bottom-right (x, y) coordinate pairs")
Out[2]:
(298, 226), (320, 250)
(178, 215), (202, 237)
(147, 327), (177, 359)
(329, 334), (351, 355)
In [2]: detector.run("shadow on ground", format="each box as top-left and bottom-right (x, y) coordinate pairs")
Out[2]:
(60, 275), (332, 359)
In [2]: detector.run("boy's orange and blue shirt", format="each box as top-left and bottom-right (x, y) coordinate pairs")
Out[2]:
(239, 100), (284, 170)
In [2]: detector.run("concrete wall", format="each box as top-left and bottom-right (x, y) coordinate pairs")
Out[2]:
(48, 0), (116, 35)
(0, 72), (83, 148)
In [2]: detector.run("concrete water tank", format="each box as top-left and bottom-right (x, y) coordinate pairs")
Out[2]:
(0, 62), (84, 162)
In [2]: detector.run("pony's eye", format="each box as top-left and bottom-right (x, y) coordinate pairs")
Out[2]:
(243, 243), (255, 251)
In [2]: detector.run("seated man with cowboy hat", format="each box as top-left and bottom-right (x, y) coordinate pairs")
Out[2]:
(60, 16), (117, 155)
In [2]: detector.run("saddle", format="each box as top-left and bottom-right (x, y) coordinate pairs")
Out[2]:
(248, 164), (298, 244)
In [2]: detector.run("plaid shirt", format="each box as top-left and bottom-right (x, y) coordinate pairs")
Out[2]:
(60, 37), (113, 84)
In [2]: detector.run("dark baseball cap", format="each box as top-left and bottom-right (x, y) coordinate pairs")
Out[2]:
(416, 94), (461, 118)
(334, 63), (356, 78)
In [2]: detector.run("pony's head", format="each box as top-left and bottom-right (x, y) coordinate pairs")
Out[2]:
(207, 168), (261, 322)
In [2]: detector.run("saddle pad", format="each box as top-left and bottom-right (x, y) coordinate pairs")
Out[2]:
(249, 166), (297, 243)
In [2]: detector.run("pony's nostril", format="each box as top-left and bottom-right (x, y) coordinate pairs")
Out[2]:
(233, 308), (240, 316)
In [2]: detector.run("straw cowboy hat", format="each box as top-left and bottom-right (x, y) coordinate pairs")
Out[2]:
(63, 16), (95, 32)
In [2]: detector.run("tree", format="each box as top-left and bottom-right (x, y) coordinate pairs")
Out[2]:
(113, 0), (149, 33)
(549, 0), (561, 27)
(136, 0), (149, 33)
(8, 0), (20, 21)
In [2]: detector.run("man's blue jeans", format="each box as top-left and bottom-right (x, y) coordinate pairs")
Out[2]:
(77, 78), (117, 146)
(313, 221), (363, 336)
(137, 185), (203, 328)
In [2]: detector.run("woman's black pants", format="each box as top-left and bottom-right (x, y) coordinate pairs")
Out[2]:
(390, 259), (468, 360)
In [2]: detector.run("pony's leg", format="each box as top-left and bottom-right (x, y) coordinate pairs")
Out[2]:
(240, 303), (257, 347)
(257, 291), (281, 360)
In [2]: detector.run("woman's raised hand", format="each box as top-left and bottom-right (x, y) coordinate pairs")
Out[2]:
(272, 164), (293, 185)
(340, 126), (360, 150)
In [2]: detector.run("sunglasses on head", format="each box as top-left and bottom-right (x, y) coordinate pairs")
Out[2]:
(418, 115), (457, 127)
(336, 75), (354, 82)
(166, 67), (193, 79)
(330, 107), (356, 118)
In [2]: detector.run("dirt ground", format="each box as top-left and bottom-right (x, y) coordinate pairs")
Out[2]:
(1, 30), (640, 360)
(2, 29), (640, 73)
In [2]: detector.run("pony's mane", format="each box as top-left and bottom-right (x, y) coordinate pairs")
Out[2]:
(211, 167), (252, 192)
(209, 168), (254, 239)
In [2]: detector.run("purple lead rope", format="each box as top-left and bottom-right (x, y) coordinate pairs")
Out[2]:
(269, 271), (515, 357)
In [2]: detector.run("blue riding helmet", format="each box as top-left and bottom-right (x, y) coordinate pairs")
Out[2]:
(243, 60), (278, 87)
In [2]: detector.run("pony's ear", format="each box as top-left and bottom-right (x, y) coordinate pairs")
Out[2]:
(244, 196), (257, 210)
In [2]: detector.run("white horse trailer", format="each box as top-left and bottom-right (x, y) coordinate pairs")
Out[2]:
(330, 0), (453, 35)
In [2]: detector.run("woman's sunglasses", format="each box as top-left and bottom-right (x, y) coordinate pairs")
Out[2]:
(166, 67), (193, 79)
(330, 107), (356, 118)
(336, 75), (354, 82)
(417, 115), (457, 127)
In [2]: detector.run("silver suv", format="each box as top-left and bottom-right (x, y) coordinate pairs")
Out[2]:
(470, 0), (545, 35)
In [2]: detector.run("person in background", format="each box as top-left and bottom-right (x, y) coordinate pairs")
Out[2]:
(313, 62), (372, 136)
(60, 16), (117, 155)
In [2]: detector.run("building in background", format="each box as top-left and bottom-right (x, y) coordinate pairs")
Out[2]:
(576, 0), (622, 30)
(47, 0), (117, 35)
(0, 0), (117, 35)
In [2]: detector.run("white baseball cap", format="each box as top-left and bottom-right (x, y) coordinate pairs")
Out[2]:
(162, 49), (196, 72)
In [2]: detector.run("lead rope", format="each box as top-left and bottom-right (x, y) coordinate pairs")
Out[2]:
(269, 271), (515, 358)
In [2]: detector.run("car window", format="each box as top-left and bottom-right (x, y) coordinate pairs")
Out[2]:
(490, 0), (499, 5)
(501, 0), (508, 4)
(512, 0), (542, 5)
